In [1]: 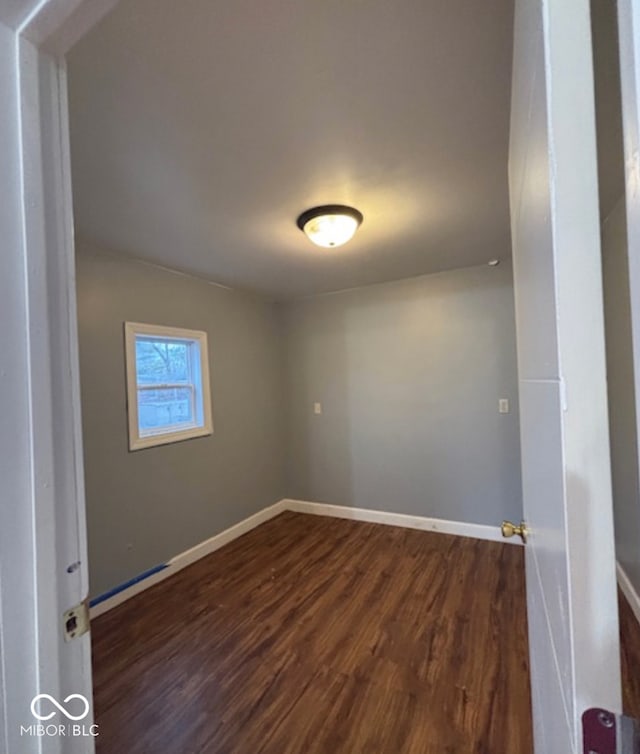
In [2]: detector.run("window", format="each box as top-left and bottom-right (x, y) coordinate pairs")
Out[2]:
(124, 322), (213, 450)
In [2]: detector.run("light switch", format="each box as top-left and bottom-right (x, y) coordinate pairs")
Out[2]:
(313, 402), (322, 415)
(499, 399), (510, 414)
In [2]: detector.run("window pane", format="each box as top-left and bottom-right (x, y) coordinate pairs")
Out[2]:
(126, 324), (212, 449)
(138, 387), (194, 431)
(135, 338), (190, 384)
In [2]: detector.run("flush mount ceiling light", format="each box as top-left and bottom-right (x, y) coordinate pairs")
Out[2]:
(296, 205), (363, 248)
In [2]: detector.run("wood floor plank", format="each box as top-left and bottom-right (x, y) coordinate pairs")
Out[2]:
(620, 590), (640, 720)
(91, 512), (534, 753)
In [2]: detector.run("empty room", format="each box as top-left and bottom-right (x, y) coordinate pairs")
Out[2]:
(68, 3), (529, 749)
(4, 0), (640, 752)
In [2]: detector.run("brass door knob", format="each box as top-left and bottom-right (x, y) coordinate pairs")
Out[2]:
(501, 520), (528, 544)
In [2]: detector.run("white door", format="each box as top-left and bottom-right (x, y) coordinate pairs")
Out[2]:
(510, 0), (622, 752)
(0, 1), (116, 751)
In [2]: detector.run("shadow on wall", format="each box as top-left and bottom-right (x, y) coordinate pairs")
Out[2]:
(76, 242), (287, 597)
(284, 261), (523, 527)
(285, 302), (354, 505)
(601, 198), (640, 596)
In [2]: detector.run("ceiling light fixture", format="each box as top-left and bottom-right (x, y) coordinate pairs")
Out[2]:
(296, 205), (363, 248)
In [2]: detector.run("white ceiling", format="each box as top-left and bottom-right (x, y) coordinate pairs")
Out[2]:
(68, 0), (515, 299)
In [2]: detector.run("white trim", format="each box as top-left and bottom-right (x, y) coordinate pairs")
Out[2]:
(90, 500), (287, 618)
(7, 3), (119, 751)
(283, 499), (523, 544)
(124, 321), (214, 451)
(89, 565), (179, 621)
(617, 561), (640, 627)
(91, 498), (521, 618)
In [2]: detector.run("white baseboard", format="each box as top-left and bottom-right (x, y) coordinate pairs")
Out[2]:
(91, 497), (518, 618)
(617, 561), (640, 626)
(90, 500), (287, 619)
(282, 499), (520, 545)
(167, 500), (286, 570)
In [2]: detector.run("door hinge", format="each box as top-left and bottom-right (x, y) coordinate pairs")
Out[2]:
(582, 708), (640, 753)
(63, 597), (90, 642)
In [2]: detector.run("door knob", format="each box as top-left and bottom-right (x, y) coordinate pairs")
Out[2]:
(501, 520), (528, 544)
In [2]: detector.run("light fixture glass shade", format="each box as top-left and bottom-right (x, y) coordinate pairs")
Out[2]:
(297, 205), (363, 248)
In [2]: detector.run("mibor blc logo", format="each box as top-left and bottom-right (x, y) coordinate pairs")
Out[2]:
(21, 693), (99, 738)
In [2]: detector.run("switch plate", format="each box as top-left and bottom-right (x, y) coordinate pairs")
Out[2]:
(499, 399), (510, 414)
(314, 402), (322, 415)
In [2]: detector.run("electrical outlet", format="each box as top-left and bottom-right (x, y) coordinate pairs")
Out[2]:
(499, 399), (510, 414)
(313, 402), (322, 415)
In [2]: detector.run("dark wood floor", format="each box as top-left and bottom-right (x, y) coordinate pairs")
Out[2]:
(92, 512), (532, 753)
(91, 512), (640, 753)
(620, 588), (640, 720)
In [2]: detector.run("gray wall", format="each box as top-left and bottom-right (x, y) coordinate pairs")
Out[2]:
(592, 0), (640, 600)
(76, 242), (286, 597)
(283, 262), (522, 525)
(78, 248), (523, 596)
(602, 198), (640, 596)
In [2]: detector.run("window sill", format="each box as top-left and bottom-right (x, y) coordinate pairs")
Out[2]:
(129, 425), (212, 451)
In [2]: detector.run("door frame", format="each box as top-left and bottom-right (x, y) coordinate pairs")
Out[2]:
(0, 0), (633, 751)
(619, 0), (640, 618)
(0, 1), (117, 752)
(509, 1), (623, 751)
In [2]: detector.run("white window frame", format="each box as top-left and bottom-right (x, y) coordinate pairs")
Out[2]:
(124, 322), (213, 450)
